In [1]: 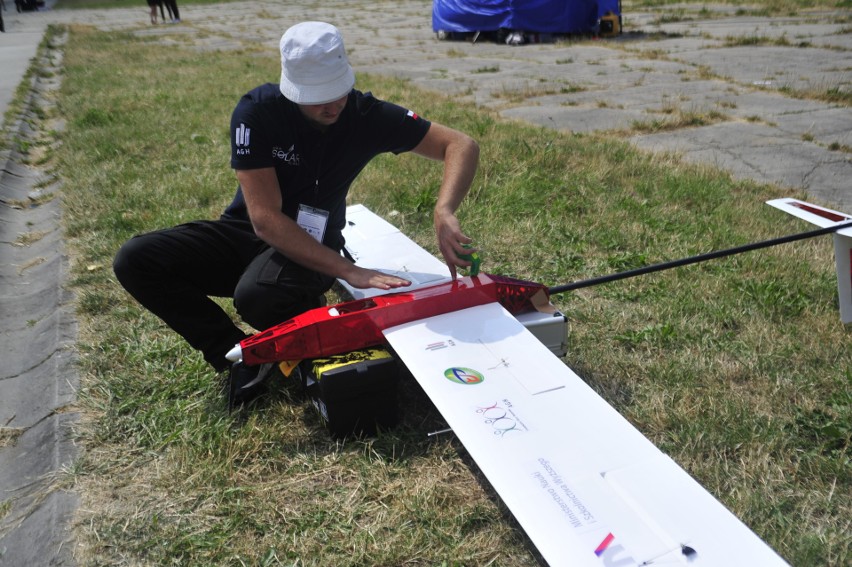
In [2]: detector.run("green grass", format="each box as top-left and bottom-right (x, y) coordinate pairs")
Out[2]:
(11, 14), (851, 567)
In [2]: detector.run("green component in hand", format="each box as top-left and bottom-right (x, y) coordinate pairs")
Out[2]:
(459, 244), (481, 276)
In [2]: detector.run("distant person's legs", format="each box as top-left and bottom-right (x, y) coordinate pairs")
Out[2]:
(146, 0), (158, 24)
(164, 0), (179, 22)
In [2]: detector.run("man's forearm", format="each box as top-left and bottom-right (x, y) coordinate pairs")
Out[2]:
(435, 134), (479, 217)
(251, 210), (352, 278)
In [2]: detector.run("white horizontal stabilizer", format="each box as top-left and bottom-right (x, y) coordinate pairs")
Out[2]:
(384, 302), (789, 567)
(766, 198), (852, 233)
(767, 198), (852, 323)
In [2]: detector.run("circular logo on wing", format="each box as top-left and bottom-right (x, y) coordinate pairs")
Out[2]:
(444, 367), (485, 385)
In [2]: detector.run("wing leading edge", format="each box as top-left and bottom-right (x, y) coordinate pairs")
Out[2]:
(383, 302), (789, 567)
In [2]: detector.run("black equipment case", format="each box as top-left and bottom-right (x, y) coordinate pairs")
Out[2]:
(292, 348), (400, 439)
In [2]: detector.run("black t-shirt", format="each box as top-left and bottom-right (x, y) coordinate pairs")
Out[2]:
(224, 84), (431, 247)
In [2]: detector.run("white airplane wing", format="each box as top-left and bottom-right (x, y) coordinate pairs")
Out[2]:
(767, 198), (852, 323)
(340, 204), (452, 299)
(383, 302), (789, 567)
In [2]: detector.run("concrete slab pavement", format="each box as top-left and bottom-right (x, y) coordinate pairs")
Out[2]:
(0, 1), (849, 564)
(3, 2), (848, 199)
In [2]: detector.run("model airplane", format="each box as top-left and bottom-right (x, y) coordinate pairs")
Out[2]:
(228, 199), (852, 365)
(226, 199), (850, 566)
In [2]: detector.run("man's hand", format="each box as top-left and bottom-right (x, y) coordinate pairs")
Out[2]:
(342, 265), (412, 290)
(435, 208), (474, 280)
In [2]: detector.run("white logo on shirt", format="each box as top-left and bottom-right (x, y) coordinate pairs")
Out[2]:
(235, 123), (251, 155)
(272, 145), (301, 166)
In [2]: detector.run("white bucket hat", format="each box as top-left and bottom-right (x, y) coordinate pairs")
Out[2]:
(279, 22), (355, 105)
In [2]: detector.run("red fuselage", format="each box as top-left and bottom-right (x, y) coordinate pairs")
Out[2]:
(239, 274), (548, 365)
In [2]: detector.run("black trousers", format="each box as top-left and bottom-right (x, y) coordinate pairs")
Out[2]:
(113, 219), (336, 371)
(163, 0), (179, 20)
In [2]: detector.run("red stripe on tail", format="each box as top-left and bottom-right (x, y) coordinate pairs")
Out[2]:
(792, 202), (850, 223)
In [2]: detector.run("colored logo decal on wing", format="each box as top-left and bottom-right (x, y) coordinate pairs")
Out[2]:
(444, 367), (484, 385)
(476, 401), (527, 436)
(595, 533), (615, 557)
(594, 533), (638, 566)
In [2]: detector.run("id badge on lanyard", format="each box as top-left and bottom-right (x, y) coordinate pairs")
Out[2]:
(297, 204), (329, 243)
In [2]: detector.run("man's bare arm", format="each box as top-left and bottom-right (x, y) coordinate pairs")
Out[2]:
(411, 122), (480, 279)
(237, 168), (411, 290)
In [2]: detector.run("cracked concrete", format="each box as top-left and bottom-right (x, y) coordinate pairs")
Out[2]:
(0, 1), (849, 564)
(1, 9), (78, 565)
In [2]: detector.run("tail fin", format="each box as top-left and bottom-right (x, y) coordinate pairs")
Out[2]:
(767, 198), (852, 324)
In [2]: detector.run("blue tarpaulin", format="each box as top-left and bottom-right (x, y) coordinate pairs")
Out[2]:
(433, 0), (619, 35)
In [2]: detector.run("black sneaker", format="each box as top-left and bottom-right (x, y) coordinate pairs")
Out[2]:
(227, 361), (276, 412)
